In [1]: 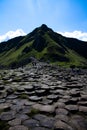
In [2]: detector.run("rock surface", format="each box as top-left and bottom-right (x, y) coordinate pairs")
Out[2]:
(0, 63), (87, 130)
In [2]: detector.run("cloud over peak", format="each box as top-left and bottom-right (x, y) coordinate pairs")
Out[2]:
(0, 29), (26, 43)
(58, 31), (87, 41)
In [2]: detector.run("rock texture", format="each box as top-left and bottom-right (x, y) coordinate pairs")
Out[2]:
(0, 63), (87, 130)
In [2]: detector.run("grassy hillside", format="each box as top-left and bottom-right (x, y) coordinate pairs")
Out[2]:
(0, 24), (87, 68)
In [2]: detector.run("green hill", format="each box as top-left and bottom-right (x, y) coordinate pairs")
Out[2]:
(0, 24), (87, 68)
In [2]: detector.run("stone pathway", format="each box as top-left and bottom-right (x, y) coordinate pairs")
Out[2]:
(0, 64), (87, 130)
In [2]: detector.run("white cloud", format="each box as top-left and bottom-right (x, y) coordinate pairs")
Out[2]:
(0, 29), (26, 43)
(58, 31), (87, 41)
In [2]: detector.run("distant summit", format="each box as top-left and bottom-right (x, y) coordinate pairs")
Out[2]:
(0, 24), (87, 68)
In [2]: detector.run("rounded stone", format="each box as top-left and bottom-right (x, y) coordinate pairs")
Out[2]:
(31, 127), (50, 130)
(79, 106), (87, 114)
(8, 118), (21, 126)
(9, 125), (28, 130)
(40, 117), (55, 129)
(54, 120), (73, 130)
(23, 119), (39, 128)
(69, 115), (87, 130)
(65, 105), (78, 113)
(56, 108), (68, 115)
(29, 96), (42, 102)
(0, 111), (15, 121)
(0, 103), (11, 111)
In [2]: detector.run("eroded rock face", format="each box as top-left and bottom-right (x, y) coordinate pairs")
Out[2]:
(0, 64), (87, 130)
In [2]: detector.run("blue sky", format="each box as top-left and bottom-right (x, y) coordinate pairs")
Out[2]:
(0, 0), (87, 42)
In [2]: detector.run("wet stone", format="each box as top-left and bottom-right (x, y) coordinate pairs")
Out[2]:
(35, 89), (46, 96)
(65, 105), (78, 113)
(56, 108), (69, 115)
(24, 101), (35, 106)
(0, 99), (5, 103)
(25, 91), (35, 96)
(65, 98), (79, 105)
(55, 102), (65, 108)
(8, 118), (21, 126)
(55, 114), (69, 123)
(78, 101), (87, 106)
(31, 127), (50, 130)
(24, 86), (34, 92)
(29, 96), (42, 102)
(19, 106), (31, 114)
(16, 114), (29, 122)
(9, 125), (28, 130)
(41, 85), (50, 91)
(47, 94), (59, 102)
(0, 103), (11, 111)
(79, 106), (87, 114)
(11, 104), (24, 112)
(66, 84), (83, 89)
(23, 119), (39, 128)
(69, 115), (87, 130)
(40, 117), (55, 129)
(70, 90), (80, 97)
(6, 88), (14, 95)
(41, 99), (53, 105)
(0, 111), (15, 121)
(54, 120), (73, 130)
(81, 95), (87, 101)
(32, 104), (55, 114)
(52, 89), (64, 95)
(6, 94), (18, 100)
(33, 114), (47, 121)
(17, 88), (25, 93)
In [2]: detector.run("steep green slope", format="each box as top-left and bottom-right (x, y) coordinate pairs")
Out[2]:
(0, 24), (87, 68)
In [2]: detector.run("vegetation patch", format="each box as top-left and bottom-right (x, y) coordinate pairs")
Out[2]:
(28, 108), (40, 117)
(0, 120), (10, 130)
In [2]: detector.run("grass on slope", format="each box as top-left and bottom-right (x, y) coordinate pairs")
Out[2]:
(52, 49), (87, 68)
(0, 41), (33, 66)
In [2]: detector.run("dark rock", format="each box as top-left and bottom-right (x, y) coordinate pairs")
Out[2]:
(69, 115), (87, 130)
(9, 125), (28, 130)
(0, 85), (5, 90)
(7, 88), (14, 95)
(81, 95), (87, 101)
(23, 119), (39, 128)
(32, 104), (55, 114)
(54, 120), (73, 130)
(65, 105), (78, 113)
(79, 106), (87, 114)
(24, 86), (34, 92)
(31, 127), (50, 130)
(0, 111), (15, 121)
(47, 94), (59, 102)
(78, 101), (87, 106)
(33, 114), (47, 121)
(41, 99), (53, 105)
(55, 114), (69, 123)
(40, 117), (55, 129)
(0, 103), (11, 111)
(8, 118), (21, 126)
(56, 108), (68, 115)
(17, 88), (25, 93)
(35, 89), (46, 96)
(16, 114), (29, 121)
(29, 96), (42, 102)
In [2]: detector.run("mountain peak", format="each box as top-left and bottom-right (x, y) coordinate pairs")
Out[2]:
(40, 24), (50, 31)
